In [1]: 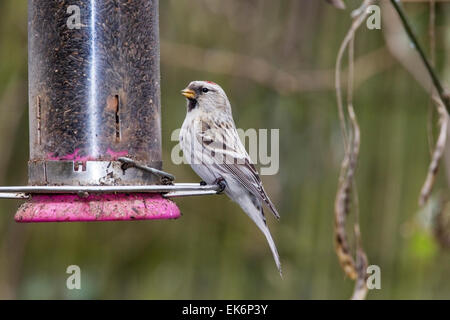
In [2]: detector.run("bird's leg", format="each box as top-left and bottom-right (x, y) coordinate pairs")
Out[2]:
(199, 181), (207, 186)
(213, 177), (227, 194)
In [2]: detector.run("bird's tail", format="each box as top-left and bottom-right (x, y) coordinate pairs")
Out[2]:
(259, 220), (282, 278)
(241, 199), (282, 277)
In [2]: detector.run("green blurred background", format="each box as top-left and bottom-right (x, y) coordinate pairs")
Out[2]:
(0, 0), (449, 299)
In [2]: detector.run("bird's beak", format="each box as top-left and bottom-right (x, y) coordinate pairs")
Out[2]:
(181, 88), (196, 100)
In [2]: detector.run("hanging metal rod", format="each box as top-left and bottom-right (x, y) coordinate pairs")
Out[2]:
(0, 183), (222, 199)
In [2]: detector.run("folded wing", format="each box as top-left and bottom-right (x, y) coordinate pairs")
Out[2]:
(196, 118), (280, 220)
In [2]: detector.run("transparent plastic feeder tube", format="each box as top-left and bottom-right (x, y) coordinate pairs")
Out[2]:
(27, 0), (162, 186)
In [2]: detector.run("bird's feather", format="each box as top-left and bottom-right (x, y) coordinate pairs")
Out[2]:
(195, 117), (280, 219)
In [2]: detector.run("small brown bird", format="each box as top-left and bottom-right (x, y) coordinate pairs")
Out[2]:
(179, 80), (281, 275)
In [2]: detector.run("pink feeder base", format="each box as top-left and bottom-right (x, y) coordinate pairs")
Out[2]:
(15, 193), (181, 223)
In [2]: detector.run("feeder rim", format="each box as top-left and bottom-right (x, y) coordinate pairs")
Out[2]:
(0, 183), (222, 199)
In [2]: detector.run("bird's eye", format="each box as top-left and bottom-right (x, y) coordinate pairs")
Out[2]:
(202, 87), (209, 93)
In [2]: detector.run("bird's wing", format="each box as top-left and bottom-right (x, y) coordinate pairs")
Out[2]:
(196, 117), (280, 220)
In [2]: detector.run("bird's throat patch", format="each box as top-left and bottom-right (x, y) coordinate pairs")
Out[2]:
(188, 99), (197, 112)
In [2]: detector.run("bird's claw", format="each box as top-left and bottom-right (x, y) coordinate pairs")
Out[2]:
(214, 177), (227, 194)
(200, 181), (207, 186)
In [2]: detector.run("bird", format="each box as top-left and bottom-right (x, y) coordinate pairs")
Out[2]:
(179, 80), (282, 275)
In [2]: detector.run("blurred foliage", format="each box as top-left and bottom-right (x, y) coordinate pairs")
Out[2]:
(0, 0), (449, 299)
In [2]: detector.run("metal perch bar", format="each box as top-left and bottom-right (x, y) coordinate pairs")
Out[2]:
(0, 193), (31, 199)
(0, 183), (222, 199)
(162, 190), (220, 198)
(118, 157), (175, 181)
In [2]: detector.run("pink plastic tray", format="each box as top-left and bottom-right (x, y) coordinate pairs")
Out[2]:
(15, 193), (180, 223)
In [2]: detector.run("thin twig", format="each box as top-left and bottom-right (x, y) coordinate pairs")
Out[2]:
(420, 97), (449, 206)
(334, 0), (373, 300)
(390, 0), (450, 111)
(350, 225), (369, 300)
(390, 0), (449, 206)
(348, 35), (369, 301)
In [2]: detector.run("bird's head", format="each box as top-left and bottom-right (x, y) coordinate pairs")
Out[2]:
(181, 81), (231, 114)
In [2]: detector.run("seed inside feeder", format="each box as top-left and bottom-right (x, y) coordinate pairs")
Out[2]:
(17, 0), (180, 222)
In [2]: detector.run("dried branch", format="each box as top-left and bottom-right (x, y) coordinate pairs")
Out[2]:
(334, 0), (373, 300)
(350, 225), (369, 300)
(420, 97), (449, 206)
(382, 5), (433, 90)
(386, 0), (449, 206)
(390, 0), (450, 111)
(421, 0), (447, 206)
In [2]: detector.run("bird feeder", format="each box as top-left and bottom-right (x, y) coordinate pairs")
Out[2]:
(0, 0), (220, 222)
